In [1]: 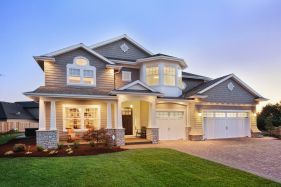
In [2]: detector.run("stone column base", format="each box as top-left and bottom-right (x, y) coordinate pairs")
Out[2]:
(105, 128), (125, 147)
(185, 127), (191, 140)
(146, 128), (159, 144)
(251, 131), (263, 138)
(36, 130), (58, 149)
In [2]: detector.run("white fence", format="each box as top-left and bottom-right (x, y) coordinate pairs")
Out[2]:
(0, 122), (38, 133)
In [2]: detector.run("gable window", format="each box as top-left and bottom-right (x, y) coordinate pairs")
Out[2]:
(67, 56), (96, 86)
(164, 65), (176, 86)
(63, 105), (100, 131)
(146, 64), (159, 86)
(122, 71), (132, 82)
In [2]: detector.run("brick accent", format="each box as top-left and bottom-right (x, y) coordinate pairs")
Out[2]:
(105, 128), (125, 146)
(146, 128), (159, 144)
(189, 135), (203, 141)
(36, 130), (58, 149)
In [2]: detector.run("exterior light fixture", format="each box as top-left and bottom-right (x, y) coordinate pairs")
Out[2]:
(198, 112), (202, 117)
(130, 105), (133, 108)
(253, 113), (257, 117)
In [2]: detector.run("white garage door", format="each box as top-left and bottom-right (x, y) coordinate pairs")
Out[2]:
(203, 111), (250, 140)
(157, 111), (186, 140)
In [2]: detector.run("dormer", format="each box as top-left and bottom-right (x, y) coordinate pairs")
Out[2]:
(137, 54), (188, 97)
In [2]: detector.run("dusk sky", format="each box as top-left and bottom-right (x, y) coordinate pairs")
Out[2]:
(0, 0), (280, 111)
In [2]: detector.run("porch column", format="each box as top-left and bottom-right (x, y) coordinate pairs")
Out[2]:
(39, 97), (46, 130)
(114, 102), (118, 128)
(50, 100), (56, 130)
(117, 99), (123, 129)
(107, 102), (112, 129)
(146, 100), (159, 144)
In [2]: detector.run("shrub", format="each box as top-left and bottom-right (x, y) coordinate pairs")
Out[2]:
(73, 141), (80, 149)
(13, 144), (26, 152)
(36, 146), (44, 152)
(57, 143), (63, 150)
(89, 140), (96, 147)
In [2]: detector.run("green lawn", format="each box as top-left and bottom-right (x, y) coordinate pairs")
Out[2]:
(0, 133), (22, 145)
(0, 148), (279, 187)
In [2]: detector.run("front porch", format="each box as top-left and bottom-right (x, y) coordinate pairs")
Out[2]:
(36, 94), (159, 148)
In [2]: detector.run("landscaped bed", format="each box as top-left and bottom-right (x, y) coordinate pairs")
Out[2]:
(0, 137), (126, 157)
(0, 148), (279, 186)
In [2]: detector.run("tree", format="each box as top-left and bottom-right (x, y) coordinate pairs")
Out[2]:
(257, 102), (281, 131)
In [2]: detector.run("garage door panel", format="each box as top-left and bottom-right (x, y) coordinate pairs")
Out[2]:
(204, 111), (250, 140)
(157, 111), (186, 140)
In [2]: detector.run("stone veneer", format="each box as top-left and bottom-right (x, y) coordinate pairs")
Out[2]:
(189, 135), (203, 141)
(146, 128), (159, 144)
(36, 130), (58, 149)
(105, 128), (125, 146)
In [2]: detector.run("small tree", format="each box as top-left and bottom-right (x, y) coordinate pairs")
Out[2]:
(257, 102), (281, 131)
(264, 115), (274, 135)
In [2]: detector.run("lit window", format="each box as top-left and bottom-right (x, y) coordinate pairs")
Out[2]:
(156, 111), (184, 120)
(203, 112), (214, 118)
(164, 65), (176, 86)
(64, 105), (100, 131)
(67, 56), (96, 86)
(215, 112), (226, 118)
(227, 113), (237, 118)
(146, 65), (159, 86)
(122, 71), (132, 81)
(237, 112), (248, 118)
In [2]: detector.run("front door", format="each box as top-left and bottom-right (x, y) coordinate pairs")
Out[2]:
(122, 107), (133, 135)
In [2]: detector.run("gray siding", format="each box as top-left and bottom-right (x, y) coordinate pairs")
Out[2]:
(44, 48), (114, 92)
(115, 67), (140, 89)
(203, 78), (256, 104)
(183, 78), (204, 92)
(93, 38), (150, 61)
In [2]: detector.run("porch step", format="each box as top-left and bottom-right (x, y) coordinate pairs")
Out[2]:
(125, 138), (152, 145)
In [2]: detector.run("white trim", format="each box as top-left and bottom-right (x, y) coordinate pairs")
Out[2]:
(117, 80), (158, 92)
(105, 64), (123, 70)
(110, 59), (137, 65)
(33, 56), (55, 62)
(110, 91), (163, 96)
(182, 75), (211, 81)
(43, 43), (114, 65)
(198, 74), (263, 98)
(189, 95), (208, 99)
(24, 92), (117, 100)
(199, 102), (255, 106)
(62, 104), (101, 132)
(136, 55), (187, 69)
(89, 34), (153, 55)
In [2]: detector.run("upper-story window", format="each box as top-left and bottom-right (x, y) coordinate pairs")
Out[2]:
(122, 71), (131, 82)
(67, 56), (96, 86)
(146, 64), (159, 86)
(164, 65), (176, 86)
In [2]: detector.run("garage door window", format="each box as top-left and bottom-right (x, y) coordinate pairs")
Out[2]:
(203, 112), (249, 118)
(215, 112), (226, 118)
(237, 112), (248, 118)
(157, 111), (184, 120)
(227, 113), (237, 118)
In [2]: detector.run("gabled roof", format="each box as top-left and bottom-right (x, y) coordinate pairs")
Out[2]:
(90, 34), (153, 55)
(110, 80), (163, 96)
(0, 102), (37, 121)
(42, 43), (114, 65)
(184, 74), (266, 99)
(182, 72), (211, 81)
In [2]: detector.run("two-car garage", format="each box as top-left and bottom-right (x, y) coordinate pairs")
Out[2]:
(203, 111), (251, 140)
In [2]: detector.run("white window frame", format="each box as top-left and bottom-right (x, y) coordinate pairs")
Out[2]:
(163, 64), (176, 86)
(146, 64), (160, 86)
(63, 104), (101, 132)
(122, 71), (132, 82)
(67, 56), (96, 87)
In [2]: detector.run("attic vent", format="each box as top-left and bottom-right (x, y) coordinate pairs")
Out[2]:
(120, 43), (129, 52)
(228, 82), (235, 91)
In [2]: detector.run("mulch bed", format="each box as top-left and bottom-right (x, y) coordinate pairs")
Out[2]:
(0, 137), (126, 157)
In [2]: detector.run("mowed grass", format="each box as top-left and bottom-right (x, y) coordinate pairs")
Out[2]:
(0, 148), (279, 187)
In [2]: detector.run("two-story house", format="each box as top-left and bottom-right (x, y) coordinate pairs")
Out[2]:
(25, 34), (267, 148)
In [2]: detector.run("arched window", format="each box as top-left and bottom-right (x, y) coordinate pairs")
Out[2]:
(67, 56), (96, 86)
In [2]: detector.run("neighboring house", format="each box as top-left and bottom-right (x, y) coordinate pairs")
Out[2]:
(0, 101), (38, 132)
(24, 34), (267, 148)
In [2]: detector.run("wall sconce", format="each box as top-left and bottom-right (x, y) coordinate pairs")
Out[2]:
(198, 112), (202, 117)
(253, 113), (257, 117)
(130, 104), (133, 108)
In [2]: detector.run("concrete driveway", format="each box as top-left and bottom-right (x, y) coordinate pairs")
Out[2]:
(125, 137), (281, 183)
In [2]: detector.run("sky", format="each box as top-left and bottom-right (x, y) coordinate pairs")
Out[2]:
(0, 0), (280, 111)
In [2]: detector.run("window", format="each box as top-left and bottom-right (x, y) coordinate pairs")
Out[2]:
(164, 65), (176, 86)
(63, 105), (100, 131)
(122, 71), (131, 81)
(146, 65), (159, 86)
(227, 113), (237, 118)
(156, 111), (184, 120)
(178, 67), (183, 89)
(67, 56), (96, 86)
(215, 112), (226, 118)
(237, 112), (248, 118)
(203, 112), (214, 118)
